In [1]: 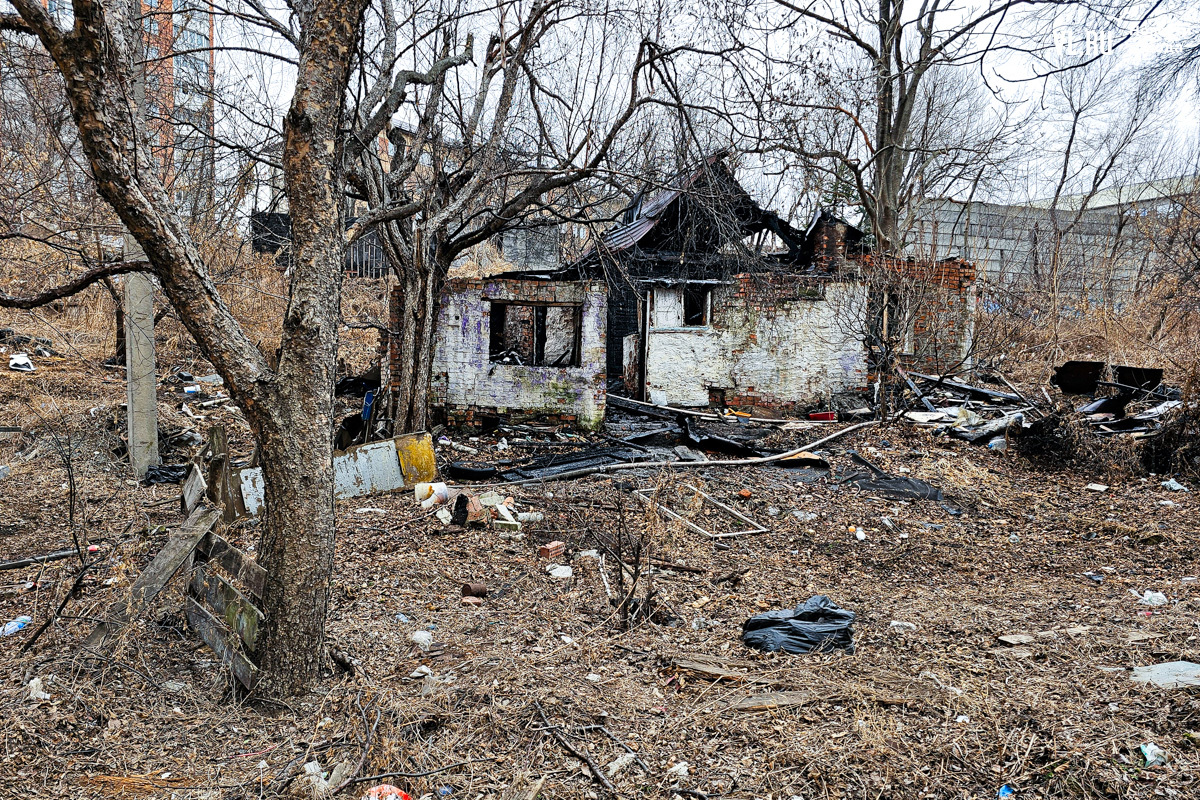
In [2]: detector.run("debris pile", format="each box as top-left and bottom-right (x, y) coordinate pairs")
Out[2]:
(896, 362), (1195, 474)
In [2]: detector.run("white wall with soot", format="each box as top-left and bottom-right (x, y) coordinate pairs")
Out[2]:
(433, 278), (608, 429)
(643, 280), (868, 407)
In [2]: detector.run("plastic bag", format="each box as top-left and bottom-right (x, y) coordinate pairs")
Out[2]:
(143, 464), (188, 484)
(742, 595), (856, 654)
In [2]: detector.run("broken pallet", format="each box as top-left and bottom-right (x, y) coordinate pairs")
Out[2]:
(83, 505), (220, 651)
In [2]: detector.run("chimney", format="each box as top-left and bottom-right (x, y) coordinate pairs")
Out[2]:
(813, 216), (847, 267)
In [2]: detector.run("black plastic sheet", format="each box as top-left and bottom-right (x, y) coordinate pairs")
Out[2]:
(842, 451), (944, 500)
(142, 464), (188, 485)
(742, 595), (856, 654)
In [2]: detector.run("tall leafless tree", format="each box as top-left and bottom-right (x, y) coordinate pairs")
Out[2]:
(340, 0), (677, 432)
(1, 0), (372, 696)
(696, 0), (1159, 253)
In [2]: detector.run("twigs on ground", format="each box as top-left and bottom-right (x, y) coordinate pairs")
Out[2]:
(20, 557), (101, 653)
(576, 725), (651, 772)
(534, 701), (616, 793)
(350, 758), (497, 784)
(327, 692), (382, 795)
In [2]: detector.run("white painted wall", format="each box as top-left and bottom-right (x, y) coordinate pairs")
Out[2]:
(643, 281), (868, 407)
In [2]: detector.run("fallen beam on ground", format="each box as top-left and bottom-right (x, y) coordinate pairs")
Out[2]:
(896, 366), (937, 413)
(621, 557), (706, 574)
(633, 484), (769, 539)
(722, 691), (816, 713)
(672, 655), (771, 685)
(499, 445), (647, 481)
(909, 372), (1022, 403)
(606, 394), (835, 425)
(452, 421), (877, 488)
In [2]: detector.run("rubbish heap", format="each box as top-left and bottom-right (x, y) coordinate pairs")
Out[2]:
(897, 362), (1191, 450)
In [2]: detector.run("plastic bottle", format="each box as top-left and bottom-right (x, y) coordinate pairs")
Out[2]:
(2, 616), (32, 636)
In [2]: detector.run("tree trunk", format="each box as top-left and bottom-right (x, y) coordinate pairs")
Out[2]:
(251, 405), (336, 694)
(390, 264), (443, 434)
(247, 0), (366, 697)
(101, 276), (126, 364)
(11, 0), (366, 697)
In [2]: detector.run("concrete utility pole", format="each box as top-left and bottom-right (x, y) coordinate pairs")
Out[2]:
(125, 0), (158, 478)
(124, 268), (159, 478)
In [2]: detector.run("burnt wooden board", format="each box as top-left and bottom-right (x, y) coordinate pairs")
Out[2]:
(722, 691), (816, 713)
(673, 656), (772, 685)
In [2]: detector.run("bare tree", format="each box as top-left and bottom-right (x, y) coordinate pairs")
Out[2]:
(695, 0), (1152, 254)
(341, 0), (672, 432)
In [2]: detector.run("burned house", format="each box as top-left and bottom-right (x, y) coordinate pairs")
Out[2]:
(572, 154), (978, 411)
(413, 152), (976, 428)
(574, 152), (873, 412)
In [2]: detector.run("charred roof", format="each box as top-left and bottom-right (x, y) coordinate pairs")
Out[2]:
(573, 151), (810, 278)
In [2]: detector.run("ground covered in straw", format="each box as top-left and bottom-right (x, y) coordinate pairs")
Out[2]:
(1, 332), (1199, 800)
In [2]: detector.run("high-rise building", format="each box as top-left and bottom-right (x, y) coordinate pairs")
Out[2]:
(39, 0), (217, 207)
(143, 0), (217, 212)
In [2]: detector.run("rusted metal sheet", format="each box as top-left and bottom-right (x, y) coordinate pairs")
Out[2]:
(234, 433), (438, 517)
(333, 438), (406, 498)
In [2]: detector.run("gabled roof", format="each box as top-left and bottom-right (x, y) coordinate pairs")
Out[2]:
(582, 150), (806, 263)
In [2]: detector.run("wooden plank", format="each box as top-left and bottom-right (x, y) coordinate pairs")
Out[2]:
(189, 565), (262, 652)
(195, 532), (265, 600)
(84, 506), (220, 650)
(909, 372), (1023, 403)
(185, 596), (257, 690)
(723, 691), (816, 714)
(896, 366), (938, 413)
(181, 463), (207, 516)
(673, 652), (758, 669)
(207, 426), (238, 524)
(673, 657), (771, 685)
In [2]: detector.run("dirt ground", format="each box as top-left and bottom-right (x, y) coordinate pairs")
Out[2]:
(1, 325), (1199, 800)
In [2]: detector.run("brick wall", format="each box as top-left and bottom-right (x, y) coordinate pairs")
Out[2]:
(813, 219), (980, 372)
(863, 255), (978, 371)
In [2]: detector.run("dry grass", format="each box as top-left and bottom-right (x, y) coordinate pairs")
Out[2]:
(2, 366), (1198, 799)
(973, 281), (1200, 388)
(2, 245), (387, 375)
(3, 257), (1200, 799)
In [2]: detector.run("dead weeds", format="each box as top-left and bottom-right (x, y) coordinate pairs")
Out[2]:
(2, 317), (1200, 800)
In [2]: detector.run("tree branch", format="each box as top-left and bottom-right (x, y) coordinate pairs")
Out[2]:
(0, 13), (33, 32)
(348, 35), (474, 163)
(0, 261), (150, 309)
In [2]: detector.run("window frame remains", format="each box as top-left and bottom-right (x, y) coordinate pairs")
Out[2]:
(488, 300), (584, 368)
